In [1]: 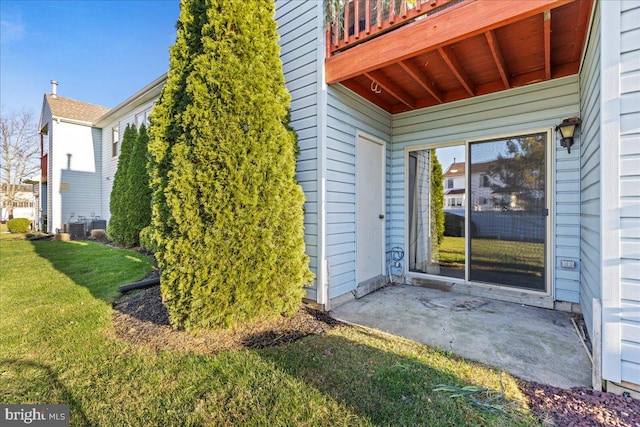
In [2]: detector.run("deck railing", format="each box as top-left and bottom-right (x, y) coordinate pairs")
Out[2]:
(327, 0), (462, 57)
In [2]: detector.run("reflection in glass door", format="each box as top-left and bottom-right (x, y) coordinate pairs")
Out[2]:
(469, 133), (547, 291)
(408, 145), (466, 278)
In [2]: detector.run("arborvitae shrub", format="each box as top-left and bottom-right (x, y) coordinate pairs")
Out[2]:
(121, 124), (152, 247)
(108, 124), (137, 246)
(139, 226), (157, 253)
(430, 150), (445, 246)
(7, 217), (30, 233)
(148, 0), (313, 329)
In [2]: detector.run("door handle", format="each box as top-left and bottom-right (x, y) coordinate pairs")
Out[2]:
(379, 214), (385, 219)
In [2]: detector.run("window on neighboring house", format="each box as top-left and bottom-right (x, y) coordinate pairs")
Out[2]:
(112, 126), (119, 157)
(480, 175), (490, 187)
(135, 108), (152, 129)
(13, 200), (33, 208)
(447, 179), (454, 189)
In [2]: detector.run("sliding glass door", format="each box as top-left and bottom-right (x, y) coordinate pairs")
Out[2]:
(469, 133), (546, 290)
(408, 132), (547, 292)
(408, 145), (465, 279)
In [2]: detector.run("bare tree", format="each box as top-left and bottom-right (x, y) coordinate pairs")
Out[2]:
(0, 108), (40, 219)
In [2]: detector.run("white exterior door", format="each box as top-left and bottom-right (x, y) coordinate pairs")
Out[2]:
(356, 134), (385, 284)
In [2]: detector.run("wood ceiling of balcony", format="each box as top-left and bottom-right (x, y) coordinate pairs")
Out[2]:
(325, 0), (593, 114)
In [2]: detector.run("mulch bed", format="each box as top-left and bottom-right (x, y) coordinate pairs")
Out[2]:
(112, 286), (640, 426)
(112, 286), (341, 354)
(519, 379), (640, 427)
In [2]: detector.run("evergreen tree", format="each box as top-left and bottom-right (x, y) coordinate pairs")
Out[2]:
(108, 124), (137, 245)
(487, 134), (545, 210)
(430, 150), (445, 246)
(148, 0), (313, 329)
(121, 123), (152, 247)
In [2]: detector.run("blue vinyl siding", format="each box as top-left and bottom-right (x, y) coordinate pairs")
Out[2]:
(326, 85), (391, 299)
(391, 77), (581, 303)
(619, 0), (640, 386)
(579, 0), (601, 342)
(276, 0), (321, 298)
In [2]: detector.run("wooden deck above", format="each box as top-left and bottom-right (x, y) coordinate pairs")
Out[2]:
(325, 0), (593, 113)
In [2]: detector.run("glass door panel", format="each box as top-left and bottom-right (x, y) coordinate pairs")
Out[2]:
(468, 133), (546, 291)
(408, 146), (465, 278)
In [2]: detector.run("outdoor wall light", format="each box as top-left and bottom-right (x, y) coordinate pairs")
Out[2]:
(555, 117), (581, 154)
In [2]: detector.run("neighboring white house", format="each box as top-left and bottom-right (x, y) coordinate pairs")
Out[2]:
(0, 182), (38, 224)
(443, 161), (465, 209)
(94, 75), (165, 222)
(38, 0), (639, 395)
(38, 82), (110, 233)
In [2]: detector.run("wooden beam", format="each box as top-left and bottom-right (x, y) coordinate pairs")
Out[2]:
(510, 69), (546, 87)
(398, 60), (444, 103)
(326, 0), (574, 84)
(485, 30), (510, 89)
(438, 46), (475, 96)
(365, 71), (416, 109)
(544, 10), (551, 80)
(510, 61), (579, 88)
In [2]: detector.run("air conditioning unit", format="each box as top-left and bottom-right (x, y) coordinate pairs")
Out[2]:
(64, 223), (86, 240)
(90, 220), (107, 231)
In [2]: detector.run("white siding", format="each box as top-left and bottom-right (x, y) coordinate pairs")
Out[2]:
(619, 0), (640, 386)
(391, 76), (581, 303)
(49, 121), (102, 232)
(40, 102), (53, 230)
(276, 0), (322, 300)
(579, 0), (601, 343)
(100, 99), (156, 223)
(326, 85), (391, 298)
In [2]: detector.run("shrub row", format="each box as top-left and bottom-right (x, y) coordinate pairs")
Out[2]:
(108, 124), (152, 248)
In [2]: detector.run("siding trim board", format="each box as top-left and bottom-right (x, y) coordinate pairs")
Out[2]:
(600, 0), (622, 384)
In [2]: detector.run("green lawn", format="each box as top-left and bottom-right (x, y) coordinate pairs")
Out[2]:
(438, 236), (466, 268)
(438, 236), (544, 275)
(0, 240), (539, 426)
(0, 222), (47, 241)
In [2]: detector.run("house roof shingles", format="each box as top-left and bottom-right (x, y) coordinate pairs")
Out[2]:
(443, 160), (500, 177)
(443, 162), (465, 177)
(45, 94), (110, 124)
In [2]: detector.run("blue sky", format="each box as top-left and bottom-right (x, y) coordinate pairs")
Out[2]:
(1, 0), (180, 116)
(0, 0), (471, 170)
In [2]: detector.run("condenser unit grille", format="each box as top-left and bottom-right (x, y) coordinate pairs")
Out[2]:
(90, 220), (107, 231)
(65, 223), (86, 239)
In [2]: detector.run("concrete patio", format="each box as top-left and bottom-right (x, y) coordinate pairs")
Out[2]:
(331, 284), (592, 389)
